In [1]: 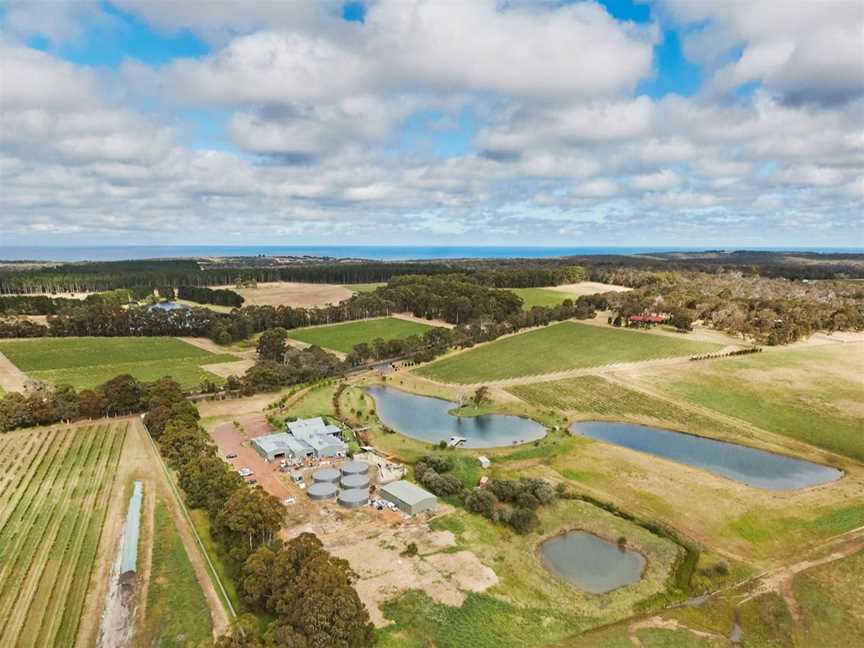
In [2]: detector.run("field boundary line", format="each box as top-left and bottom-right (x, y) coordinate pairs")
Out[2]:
(138, 417), (237, 623)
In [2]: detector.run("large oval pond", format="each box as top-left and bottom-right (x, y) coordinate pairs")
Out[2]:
(569, 421), (842, 491)
(538, 531), (645, 594)
(366, 385), (546, 448)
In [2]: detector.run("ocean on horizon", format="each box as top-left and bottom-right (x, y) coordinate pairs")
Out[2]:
(0, 245), (861, 263)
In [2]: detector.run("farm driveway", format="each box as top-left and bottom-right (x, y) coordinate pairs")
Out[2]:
(0, 350), (28, 392)
(210, 414), (294, 501)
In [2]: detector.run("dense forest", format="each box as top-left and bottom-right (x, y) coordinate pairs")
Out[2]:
(176, 285), (245, 307)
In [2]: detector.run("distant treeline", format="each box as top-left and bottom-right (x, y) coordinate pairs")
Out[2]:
(0, 274), (590, 344)
(176, 285), (244, 308)
(0, 259), (451, 295)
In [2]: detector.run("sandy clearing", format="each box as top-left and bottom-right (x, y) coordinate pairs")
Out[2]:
(548, 281), (632, 296)
(391, 312), (455, 329)
(323, 525), (498, 627)
(228, 282), (354, 308)
(0, 350), (28, 392)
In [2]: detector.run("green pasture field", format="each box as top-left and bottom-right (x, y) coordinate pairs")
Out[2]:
(506, 287), (572, 309)
(286, 317), (436, 354)
(343, 282), (385, 293)
(139, 499), (212, 647)
(0, 337), (237, 390)
(0, 422), (127, 646)
(508, 375), (749, 442)
(638, 343), (864, 461)
(417, 322), (722, 383)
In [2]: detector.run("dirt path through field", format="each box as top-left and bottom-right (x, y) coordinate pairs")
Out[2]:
(133, 418), (232, 636)
(391, 312), (455, 329)
(178, 336), (253, 359)
(0, 350), (28, 392)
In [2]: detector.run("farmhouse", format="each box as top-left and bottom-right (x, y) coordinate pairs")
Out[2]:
(251, 416), (348, 461)
(379, 480), (437, 515)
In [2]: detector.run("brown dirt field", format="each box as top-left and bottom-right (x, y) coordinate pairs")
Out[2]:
(306, 521), (497, 626)
(548, 281), (632, 296)
(0, 350), (28, 392)
(229, 282), (353, 307)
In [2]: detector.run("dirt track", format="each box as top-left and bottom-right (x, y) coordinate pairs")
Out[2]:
(0, 350), (28, 392)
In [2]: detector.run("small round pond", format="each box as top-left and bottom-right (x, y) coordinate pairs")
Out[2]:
(366, 385), (546, 448)
(538, 531), (646, 594)
(569, 421), (842, 491)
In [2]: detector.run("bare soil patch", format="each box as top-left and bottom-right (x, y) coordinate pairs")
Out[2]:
(229, 282), (353, 308)
(208, 414), (294, 502)
(0, 350), (28, 392)
(313, 522), (497, 626)
(548, 281), (632, 296)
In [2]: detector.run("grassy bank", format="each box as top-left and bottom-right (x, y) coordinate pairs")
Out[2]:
(416, 322), (722, 383)
(286, 317), (436, 354)
(138, 500), (212, 647)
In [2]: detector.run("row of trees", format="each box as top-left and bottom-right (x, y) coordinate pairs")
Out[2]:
(177, 285), (245, 308)
(0, 374), (156, 432)
(144, 380), (374, 648)
(0, 259), (447, 295)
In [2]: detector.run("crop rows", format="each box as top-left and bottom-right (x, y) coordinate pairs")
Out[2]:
(0, 422), (127, 647)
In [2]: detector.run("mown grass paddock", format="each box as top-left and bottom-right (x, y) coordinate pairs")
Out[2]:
(635, 343), (864, 462)
(286, 317), (437, 354)
(507, 287), (574, 309)
(0, 421), (127, 646)
(416, 321), (722, 384)
(0, 337), (237, 389)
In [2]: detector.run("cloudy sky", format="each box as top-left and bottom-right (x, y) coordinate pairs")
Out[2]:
(1, 0), (862, 248)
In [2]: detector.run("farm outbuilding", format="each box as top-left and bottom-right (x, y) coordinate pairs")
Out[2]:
(120, 481), (144, 575)
(251, 417), (348, 461)
(379, 480), (437, 515)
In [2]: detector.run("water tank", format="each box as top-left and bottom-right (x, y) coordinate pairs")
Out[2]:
(307, 482), (338, 500)
(341, 461), (369, 476)
(340, 473), (370, 489)
(337, 488), (369, 509)
(312, 468), (341, 483)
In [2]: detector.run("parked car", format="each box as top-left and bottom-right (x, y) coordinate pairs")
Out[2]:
(226, 453), (238, 459)
(248, 479), (258, 485)
(238, 468), (253, 477)
(283, 497), (296, 505)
